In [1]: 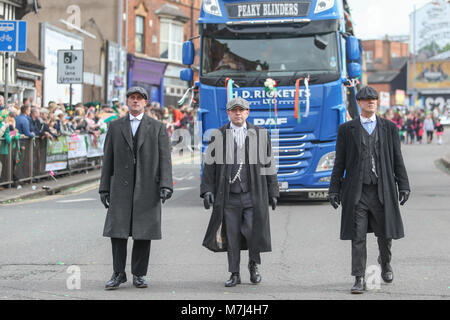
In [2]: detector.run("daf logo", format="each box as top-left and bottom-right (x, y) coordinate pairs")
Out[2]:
(253, 118), (288, 126)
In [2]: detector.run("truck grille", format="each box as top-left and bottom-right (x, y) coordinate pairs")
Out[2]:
(271, 133), (312, 177)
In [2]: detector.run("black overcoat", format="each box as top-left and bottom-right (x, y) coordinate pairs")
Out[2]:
(329, 116), (410, 240)
(200, 121), (279, 253)
(99, 113), (173, 240)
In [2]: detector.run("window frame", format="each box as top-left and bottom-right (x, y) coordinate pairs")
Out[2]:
(135, 15), (145, 53)
(159, 18), (184, 63)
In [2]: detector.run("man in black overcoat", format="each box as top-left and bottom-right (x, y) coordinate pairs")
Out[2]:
(328, 86), (410, 294)
(201, 97), (279, 287)
(99, 87), (173, 290)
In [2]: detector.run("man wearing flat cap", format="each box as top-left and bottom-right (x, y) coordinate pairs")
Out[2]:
(200, 97), (279, 287)
(328, 86), (410, 294)
(99, 86), (173, 290)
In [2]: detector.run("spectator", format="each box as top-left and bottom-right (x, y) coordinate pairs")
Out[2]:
(30, 107), (41, 136)
(169, 105), (184, 124)
(435, 118), (444, 145)
(58, 113), (74, 136)
(405, 113), (415, 144)
(15, 105), (35, 138)
(39, 108), (58, 139)
(48, 119), (58, 137)
(85, 109), (100, 132)
(423, 113), (435, 144)
(0, 95), (4, 111)
(74, 116), (87, 134)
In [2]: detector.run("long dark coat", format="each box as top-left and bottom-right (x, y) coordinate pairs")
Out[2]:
(200, 121), (279, 253)
(329, 116), (410, 240)
(99, 113), (173, 240)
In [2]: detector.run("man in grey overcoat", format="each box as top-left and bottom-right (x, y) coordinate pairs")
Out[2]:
(201, 97), (279, 287)
(328, 86), (410, 294)
(99, 87), (173, 290)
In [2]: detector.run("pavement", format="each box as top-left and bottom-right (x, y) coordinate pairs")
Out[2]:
(0, 149), (201, 204)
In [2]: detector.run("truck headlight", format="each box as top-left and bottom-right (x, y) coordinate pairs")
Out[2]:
(316, 151), (335, 172)
(314, 0), (335, 14)
(203, 0), (222, 17)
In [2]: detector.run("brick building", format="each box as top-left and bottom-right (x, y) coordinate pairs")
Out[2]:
(125, 0), (201, 107)
(362, 38), (409, 109)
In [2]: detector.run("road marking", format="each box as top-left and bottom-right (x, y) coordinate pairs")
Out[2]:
(174, 187), (196, 191)
(56, 198), (96, 203)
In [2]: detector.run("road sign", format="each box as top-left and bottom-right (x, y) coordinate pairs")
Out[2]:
(0, 20), (27, 52)
(57, 49), (84, 84)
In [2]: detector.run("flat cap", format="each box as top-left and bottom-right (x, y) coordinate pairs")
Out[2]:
(356, 86), (378, 100)
(226, 97), (250, 110)
(126, 86), (148, 100)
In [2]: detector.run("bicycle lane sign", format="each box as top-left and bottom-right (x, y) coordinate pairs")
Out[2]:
(0, 20), (27, 52)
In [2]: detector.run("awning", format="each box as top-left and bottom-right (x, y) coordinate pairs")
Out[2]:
(128, 54), (167, 85)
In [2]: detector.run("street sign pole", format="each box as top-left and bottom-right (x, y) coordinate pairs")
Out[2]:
(69, 45), (73, 110)
(4, 52), (8, 103)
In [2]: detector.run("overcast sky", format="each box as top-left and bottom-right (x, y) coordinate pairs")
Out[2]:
(346, 0), (432, 40)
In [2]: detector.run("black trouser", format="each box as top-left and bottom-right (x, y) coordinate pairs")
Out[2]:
(224, 192), (261, 273)
(111, 238), (151, 276)
(352, 184), (392, 277)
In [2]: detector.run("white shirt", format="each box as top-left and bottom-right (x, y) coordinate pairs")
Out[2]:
(230, 122), (247, 148)
(360, 114), (377, 135)
(129, 113), (144, 136)
(360, 114), (376, 123)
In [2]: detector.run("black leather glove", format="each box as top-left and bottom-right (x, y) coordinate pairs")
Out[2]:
(270, 197), (277, 210)
(100, 192), (110, 209)
(399, 190), (410, 206)
(328, 193), (340, 209)
(203, 192), (214, 210)
(160, 188), (172, 204)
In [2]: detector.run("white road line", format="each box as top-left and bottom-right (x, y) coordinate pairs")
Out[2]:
(174, 187), (197, 191)
(56, 198), (96, 203)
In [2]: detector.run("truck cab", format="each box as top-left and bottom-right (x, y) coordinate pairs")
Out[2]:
(181, 0), (362, 200)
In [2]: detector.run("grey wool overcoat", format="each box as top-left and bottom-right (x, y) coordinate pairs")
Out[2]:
(99, 113), (173, 240)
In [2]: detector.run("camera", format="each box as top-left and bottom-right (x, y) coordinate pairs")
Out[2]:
(64, 52), (77, 64)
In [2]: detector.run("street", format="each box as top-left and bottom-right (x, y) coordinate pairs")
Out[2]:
(0, 133), (449, 300)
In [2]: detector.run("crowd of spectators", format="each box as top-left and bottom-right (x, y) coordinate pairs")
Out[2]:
(382, 107), (446, 145)
(0, 95), (196, 145)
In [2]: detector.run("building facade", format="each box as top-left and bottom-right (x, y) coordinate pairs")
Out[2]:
(362, 38), (409, 110)
(0, 0), (40, 105)
(23, 0), (125, 107)
(126, 0), (201, 107)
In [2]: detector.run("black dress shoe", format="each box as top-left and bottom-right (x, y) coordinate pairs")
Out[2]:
(105, 272), (127, 290)
(225, 273), (241, 287)
(350, 276), (366, 294)
(378, 256), (394, 283)
(133, 275), (148, 288)
(248, 261), (262, 284)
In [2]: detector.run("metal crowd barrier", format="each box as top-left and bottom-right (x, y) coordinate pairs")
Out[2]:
(0, 134), (104, 188)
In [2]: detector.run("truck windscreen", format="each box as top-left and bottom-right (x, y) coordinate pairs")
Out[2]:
(201, 32), (339, 80)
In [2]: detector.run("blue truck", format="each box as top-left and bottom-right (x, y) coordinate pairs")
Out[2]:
(180, 0), (362, 200)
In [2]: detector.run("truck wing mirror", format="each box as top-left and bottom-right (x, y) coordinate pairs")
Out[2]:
(182, 41), (195, 66)
(180, 68), (193, 82)
(346, 36), (360, 61)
